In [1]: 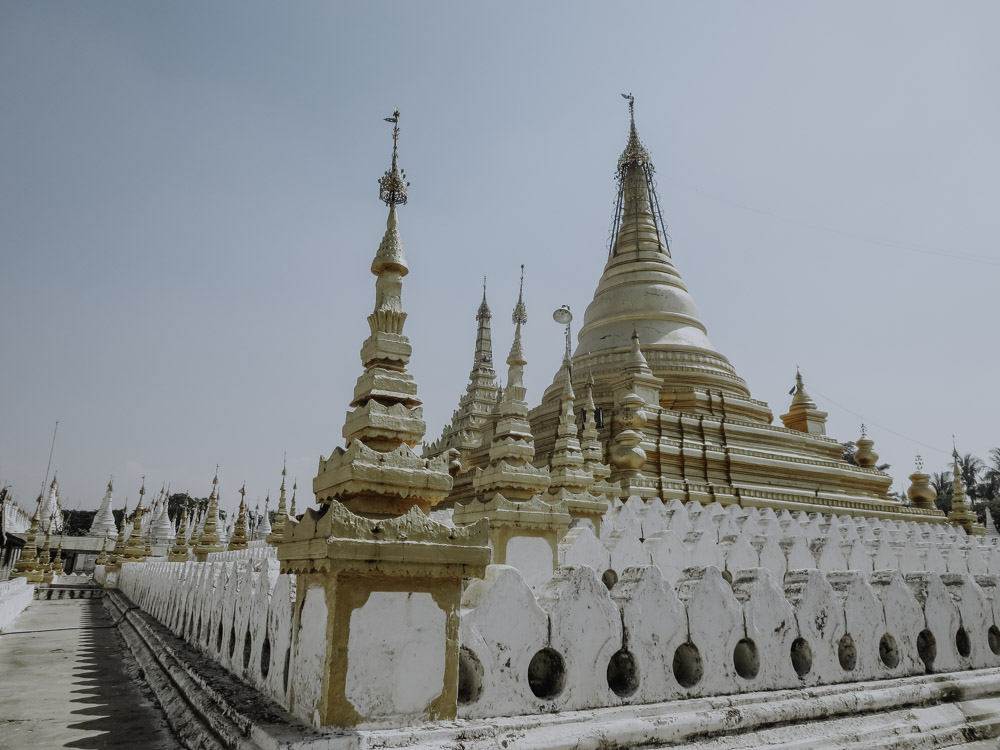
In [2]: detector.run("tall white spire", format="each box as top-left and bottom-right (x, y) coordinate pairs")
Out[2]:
(151, 488), (176, 545)
(256, 495), (272, 541)
(39, 474), (62, 535)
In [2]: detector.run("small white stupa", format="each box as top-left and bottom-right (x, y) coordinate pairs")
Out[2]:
(256, 496), (272, 541)
(88, 477), (118, 538)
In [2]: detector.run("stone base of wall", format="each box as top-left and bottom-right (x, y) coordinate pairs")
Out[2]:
(103, 589), (325, 750)
(0, 578), (34, 631)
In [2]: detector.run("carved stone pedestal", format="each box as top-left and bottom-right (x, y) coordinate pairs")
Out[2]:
(279, 502), (489, 728)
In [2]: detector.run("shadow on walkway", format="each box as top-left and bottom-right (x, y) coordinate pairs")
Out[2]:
(0, 598), (176, 749)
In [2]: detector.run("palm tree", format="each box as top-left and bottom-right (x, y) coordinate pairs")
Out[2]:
(982, 447), (1000, 504)
(931, 471), (953, 514)
(956, 453), (985, 506)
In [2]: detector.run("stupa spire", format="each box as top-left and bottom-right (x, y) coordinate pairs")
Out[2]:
(122, 478), (149, 562)
(168, 508), (190, 561)
(109, 499), (128, 565)
(40, 473), (60, 535)
(948, 442), (981, 534)
(40, 520), (54, 581)
(88, 476), (118, 538)
(267, 462), (288, 545)
(257, 495), (272, 541)
(10, 496), (43, 581)
(473, 276), (495, 374)
(547, 354), (593, 498)
(506, 266), (528, 402)
(228, 483), (249, 551)
(423, 276), (499, 459)
(610, 93), (667, 258)
(313, 110), (452, 518)
(193, 468), (224, 561)
(151, 486), (176, 545)
(96, 536), (109, 566)
(572, 96), (754, 404)
(780, 368), (828, 436)
(470, 273), (551, 503)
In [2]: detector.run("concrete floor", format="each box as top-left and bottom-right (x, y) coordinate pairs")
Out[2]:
(0, 597), (178, 749)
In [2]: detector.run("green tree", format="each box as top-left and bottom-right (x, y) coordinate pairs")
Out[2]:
(982, 448), (1000, 505)
(60, 509), (96, 537)
(931, 471), (953, 515)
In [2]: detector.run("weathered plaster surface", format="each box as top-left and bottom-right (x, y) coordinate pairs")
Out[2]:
(346, 592), (445, 719)
(0, 578), (34, 632)
(504, 536), (554, 593)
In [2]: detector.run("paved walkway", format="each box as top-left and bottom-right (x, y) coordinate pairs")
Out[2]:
(0, 597), (177, 749)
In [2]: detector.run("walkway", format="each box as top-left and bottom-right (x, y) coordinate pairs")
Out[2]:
(0, 596), (177, 749)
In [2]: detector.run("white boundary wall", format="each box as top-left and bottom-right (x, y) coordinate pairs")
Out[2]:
(112, 497), (1000, 726)
(0, 577), (35, 631)
(117, 559), (295, 710)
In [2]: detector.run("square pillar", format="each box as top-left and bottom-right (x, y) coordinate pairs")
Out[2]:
(279, 502), (489, 727)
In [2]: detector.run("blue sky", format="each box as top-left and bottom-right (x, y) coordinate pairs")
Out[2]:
(2, 2), (998, 513)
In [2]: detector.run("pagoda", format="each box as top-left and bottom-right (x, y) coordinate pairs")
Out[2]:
(277, 110), (488, 727)
(521, 95), (948, 523)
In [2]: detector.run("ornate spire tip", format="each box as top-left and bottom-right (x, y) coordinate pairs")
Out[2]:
(512, 265), (527, 325)
(379, 109), (409, 206)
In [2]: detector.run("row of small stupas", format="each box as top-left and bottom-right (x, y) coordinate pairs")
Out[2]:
(9, 466), (300, 582)
(423, 96), (983, 535)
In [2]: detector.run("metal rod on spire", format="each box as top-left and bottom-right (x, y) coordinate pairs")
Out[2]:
(40, 420), (59, 500)
(553, 305), (573, 364)
(621, 92), (634, 122)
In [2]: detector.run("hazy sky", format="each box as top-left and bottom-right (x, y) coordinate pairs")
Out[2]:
(2, 2), (998, 515)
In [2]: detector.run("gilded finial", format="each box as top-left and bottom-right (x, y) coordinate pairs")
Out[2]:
(379, 109), (409, 205)
(512, 265), (527, 325)
(477, 275), (491, 321)
(860, 423), (868, 438)
(621, 92), (635, 122)
(915, 454), (924, 472)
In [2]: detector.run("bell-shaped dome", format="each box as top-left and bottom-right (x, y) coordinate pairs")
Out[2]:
(573, 105), (750, 398)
